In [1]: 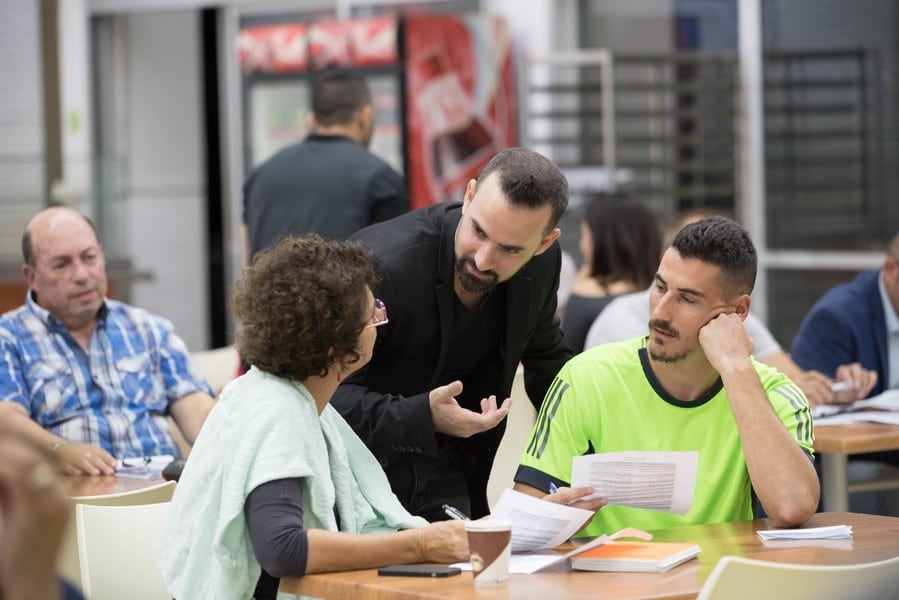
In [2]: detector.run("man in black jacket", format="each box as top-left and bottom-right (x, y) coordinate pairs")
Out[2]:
(242, 70), (408, 262)
(332, 147), (575, 520)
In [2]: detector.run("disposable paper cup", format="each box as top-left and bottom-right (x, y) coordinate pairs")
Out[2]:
(465, 519), (512, 586)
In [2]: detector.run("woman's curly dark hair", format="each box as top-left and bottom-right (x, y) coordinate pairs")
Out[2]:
(230, 234), (377, 381)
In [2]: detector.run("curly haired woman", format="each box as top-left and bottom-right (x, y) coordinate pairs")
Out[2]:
(159, 234), (467, 600)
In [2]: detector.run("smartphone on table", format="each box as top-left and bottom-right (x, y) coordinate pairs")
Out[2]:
(377, 564), (461, 578)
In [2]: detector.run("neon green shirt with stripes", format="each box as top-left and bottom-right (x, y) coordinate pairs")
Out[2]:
(514, 337), (814, 537)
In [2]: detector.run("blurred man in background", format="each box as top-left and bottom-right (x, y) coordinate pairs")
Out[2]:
(242, 70), (409, 263)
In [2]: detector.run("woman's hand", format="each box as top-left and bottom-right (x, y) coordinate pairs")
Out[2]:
(415, 520), (469, 563)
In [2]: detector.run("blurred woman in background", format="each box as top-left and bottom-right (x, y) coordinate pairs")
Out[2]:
(561, 192), (661, 352)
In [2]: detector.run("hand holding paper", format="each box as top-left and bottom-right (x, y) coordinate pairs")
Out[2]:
(491, 489), (594, 552)
(570, 451), (698, 515)
(453, 488), (654, 575)
(812, 389), (899, 423)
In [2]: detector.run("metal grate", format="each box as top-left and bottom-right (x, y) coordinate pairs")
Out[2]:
(522, 50), (738, 220)
(764, 48), (883, 251)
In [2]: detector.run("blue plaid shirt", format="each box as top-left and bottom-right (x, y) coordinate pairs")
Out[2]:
(0, 293), (214, 459)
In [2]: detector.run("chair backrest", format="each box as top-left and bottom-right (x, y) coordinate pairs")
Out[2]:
(69, 479), (177, 506)
(75, 502), (172, 600)
(58, 480), (176, 591)
(697, 554), (899, 600)
(189, 344), (240, 394)
(486, 368), (537, 510)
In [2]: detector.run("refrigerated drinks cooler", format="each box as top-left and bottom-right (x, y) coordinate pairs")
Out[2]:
(237, 13), (518, 209)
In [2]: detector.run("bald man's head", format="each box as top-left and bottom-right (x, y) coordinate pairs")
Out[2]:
(22, 207), (100, 266)
(22, 207), (107, 332)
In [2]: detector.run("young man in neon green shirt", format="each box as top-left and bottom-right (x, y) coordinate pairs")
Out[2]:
(514, 217), (820, 535)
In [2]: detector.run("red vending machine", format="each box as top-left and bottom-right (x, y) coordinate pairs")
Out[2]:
(237, 13), (518, 208)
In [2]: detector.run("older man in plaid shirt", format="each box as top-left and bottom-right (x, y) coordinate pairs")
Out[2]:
(0, 207), (215, 475)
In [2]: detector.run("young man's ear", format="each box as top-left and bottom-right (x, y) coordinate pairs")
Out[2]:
(734, 294), (751, 320)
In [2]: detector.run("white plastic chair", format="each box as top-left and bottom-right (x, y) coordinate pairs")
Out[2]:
(190, 344), (240, 394)
(68, 478), (176, 506)
(59, 480), (176, 591)
(486, 368), (537, 510)
(697, 554), (899, 600)
(75, 501), (172, 600)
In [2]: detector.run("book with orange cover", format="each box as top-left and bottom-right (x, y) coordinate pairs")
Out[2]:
(570, 540), (700, 573)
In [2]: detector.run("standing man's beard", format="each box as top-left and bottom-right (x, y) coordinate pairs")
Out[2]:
(647, 318), (688, 363)
(454, 256), (499, 294)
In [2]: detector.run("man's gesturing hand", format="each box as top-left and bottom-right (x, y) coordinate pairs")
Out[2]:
(429, 380), (511, 438)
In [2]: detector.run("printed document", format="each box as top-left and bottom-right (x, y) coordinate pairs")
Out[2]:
(757, 525), (852, 540)
(491, 488), (595, 552)
(813, 389), (899, 423)
(454, 487), (653, 574)
(570, 451), (698, 515)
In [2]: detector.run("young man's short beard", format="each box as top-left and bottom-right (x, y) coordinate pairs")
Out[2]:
(648, 347), (688, 364)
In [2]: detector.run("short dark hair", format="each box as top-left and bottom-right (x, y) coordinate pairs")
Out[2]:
(671, 216), (757, 296)
(583, 192), (660, 289)
(662, 208), (729, 248)
(230, 234), (377, 381)
(22, 208), (100, 266)
(311, 70), (371, 127)
(475, 147), (569, 232)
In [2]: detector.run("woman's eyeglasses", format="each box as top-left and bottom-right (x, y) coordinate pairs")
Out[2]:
(366, 298), (389, 329)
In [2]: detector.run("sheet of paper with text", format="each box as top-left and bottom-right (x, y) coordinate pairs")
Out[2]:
(570, 451), (698, 515)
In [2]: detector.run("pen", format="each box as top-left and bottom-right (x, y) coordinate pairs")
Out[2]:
(830, 381), (854, 393)
(549, 482), (578, 506)
(442, 504), (470, 521)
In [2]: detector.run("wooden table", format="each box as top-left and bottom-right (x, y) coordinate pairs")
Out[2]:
(814, 423), (899, 511)
(280, 512), (899, 600)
